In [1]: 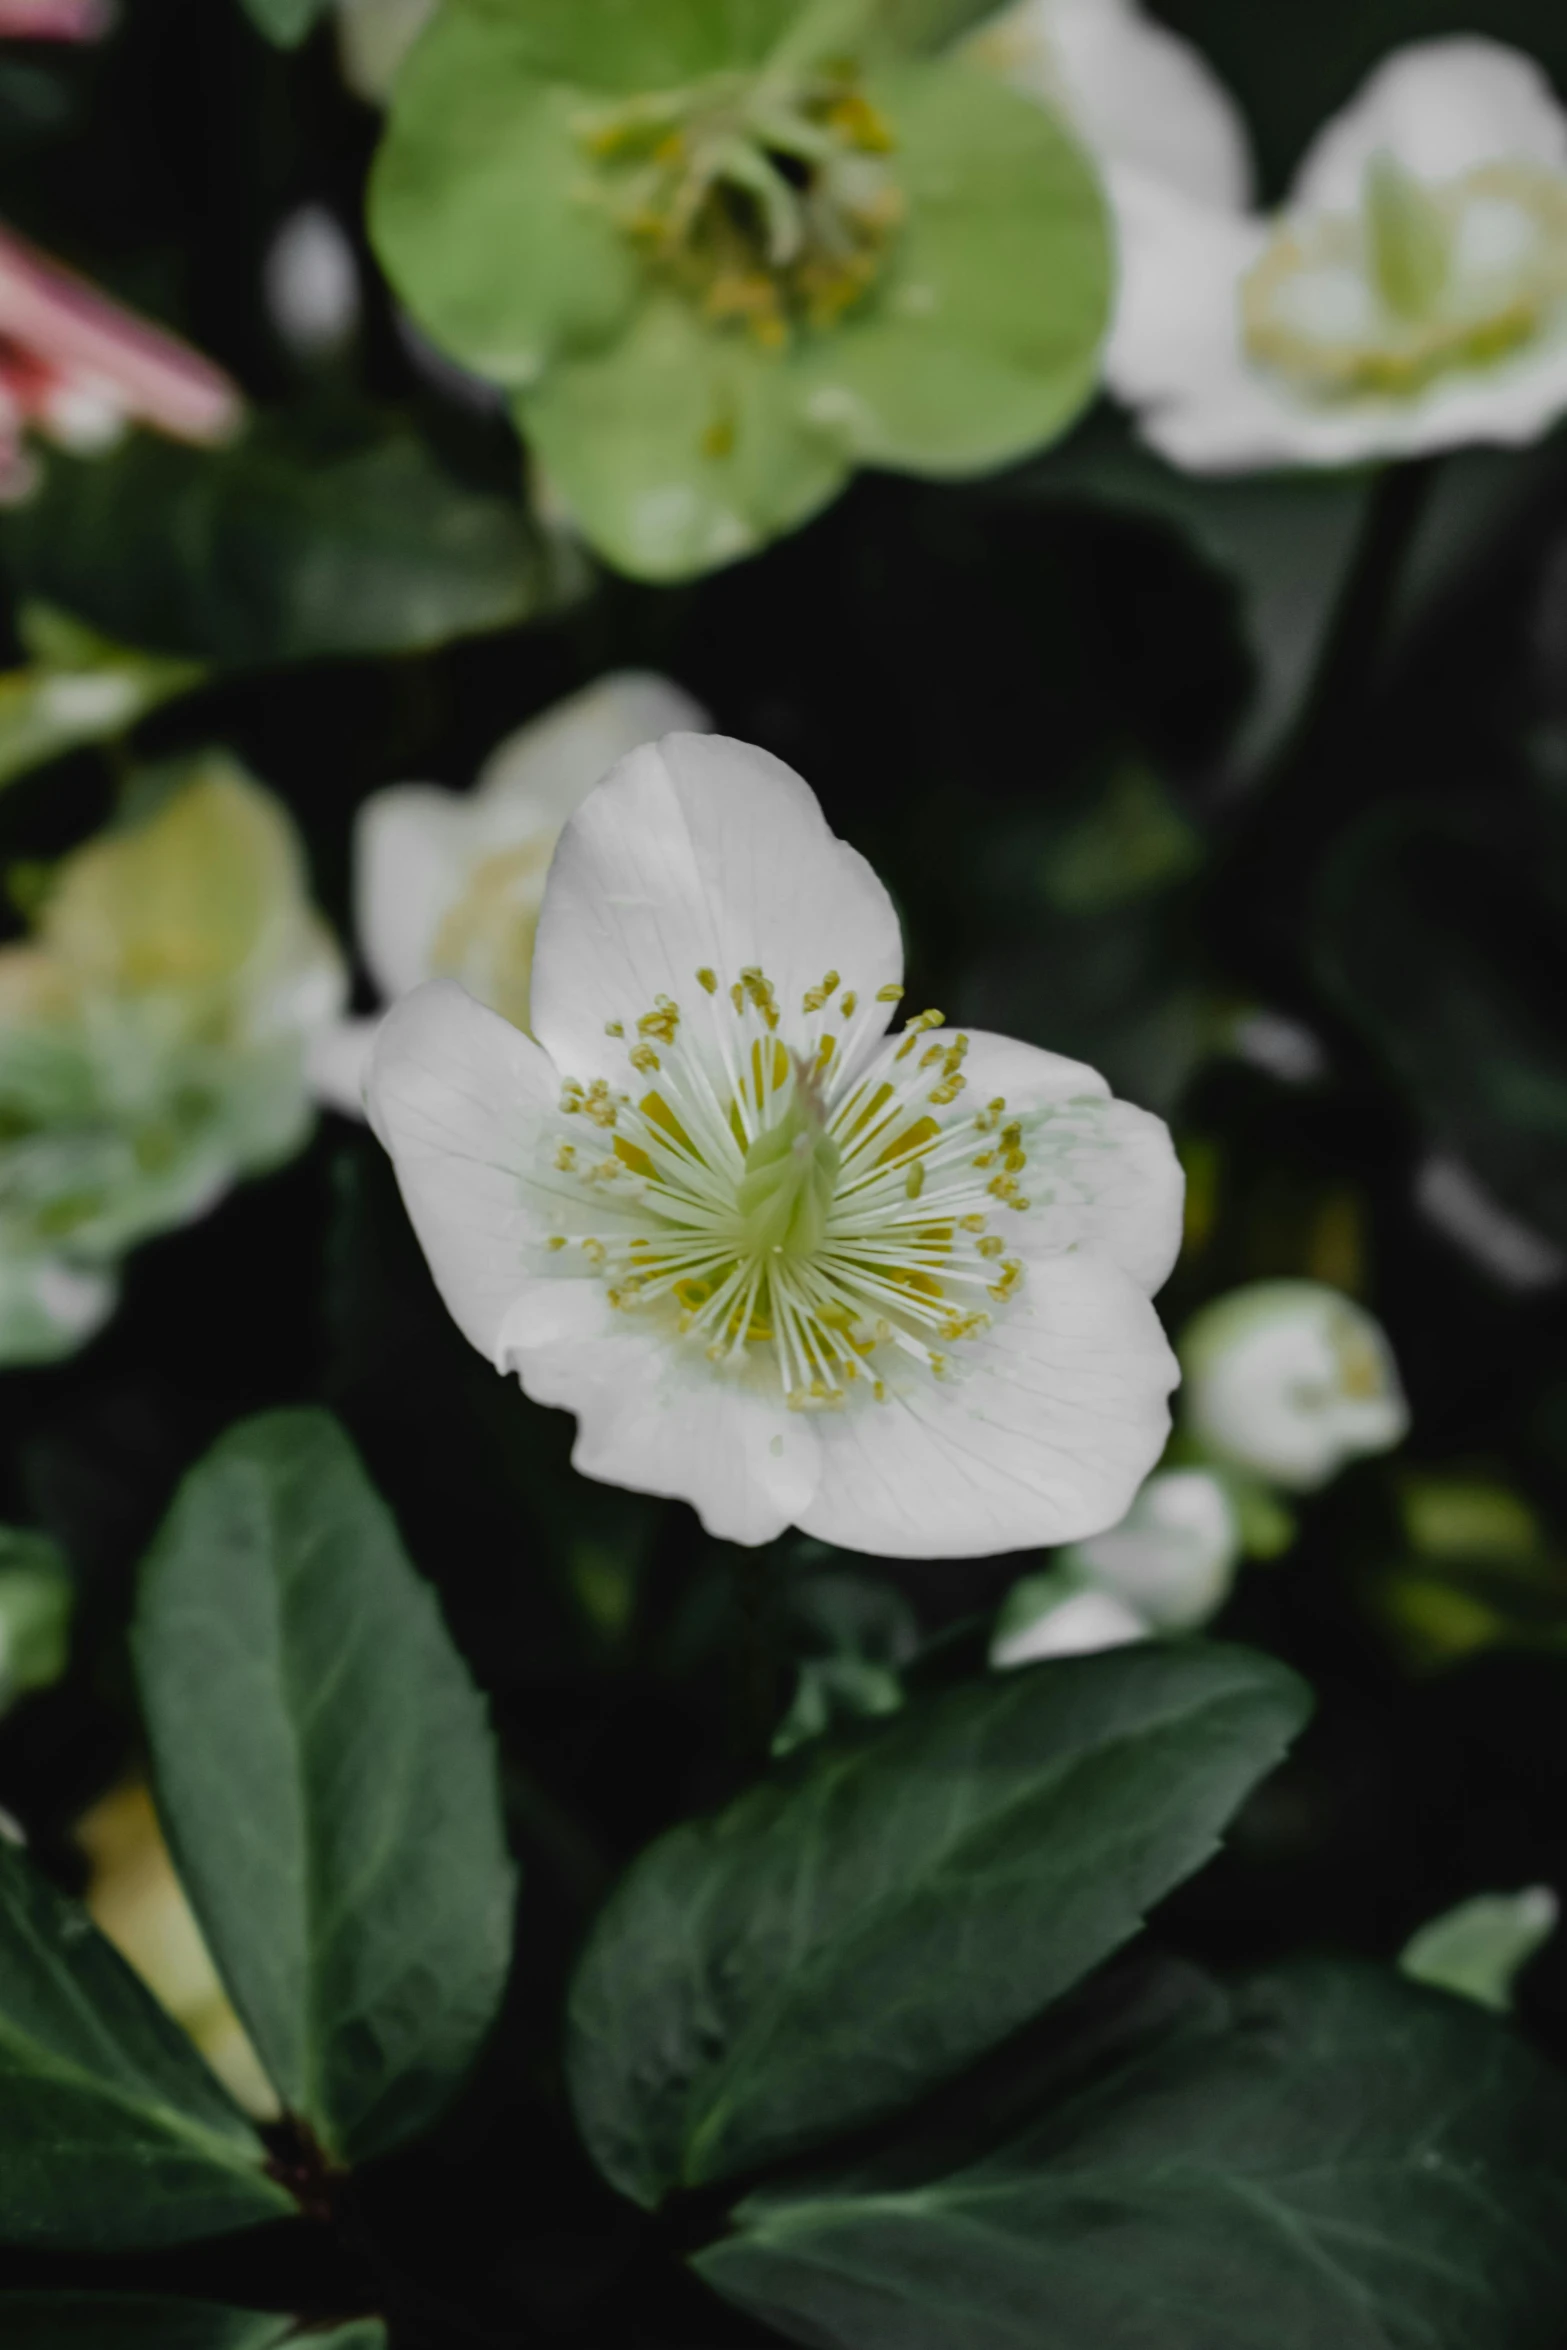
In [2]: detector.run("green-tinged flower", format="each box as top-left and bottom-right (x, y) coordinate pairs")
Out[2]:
(0, 755), (345, 1365)
(369, 0), (1111, 579)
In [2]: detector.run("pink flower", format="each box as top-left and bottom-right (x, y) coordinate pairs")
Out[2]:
(0, 222), (242, 500)
(0, 0), (110, 39)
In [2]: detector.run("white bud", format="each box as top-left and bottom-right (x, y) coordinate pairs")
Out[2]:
(263, 205), (361, 361)
(1059, 1466), (1241, 1631)
(1180, 1280), (1409, 1492)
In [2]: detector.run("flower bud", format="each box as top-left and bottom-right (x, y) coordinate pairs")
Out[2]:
(1180, 1280), (1408, 1492)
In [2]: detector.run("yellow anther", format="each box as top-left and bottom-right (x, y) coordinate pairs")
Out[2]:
(638, 995), (680, 1045)
(920, 1044), (945, 1071)
(960, 1214), (988, 1233)
(605, 1020), (624, 1038)
(895, 1009), (945, 1060)
(940, 1311), (990, 1342)
(582, 1238), (605, 1267)
(1002, 1147), (1026, 1174)
(555, 1142), (578, 1172)
(629, 1042), (660, 1075)
(876, 983), (905, 1003)
(583, 1079), (621, 1128)
(814, 1033), (837, 1076)
(929, 1074), (967, 1106)
(1000, 1121), (1022, 1151)
(977, 1234), (1005, 1259)
(560, 1082), (585, 1114)
(547, 1235), (567, 1251)
(988, 1259), (1024, 1300)
(873, 1379), (888, 1402)
(840, 990), (858, 1017)
(696, 966), (719, 994)
(905, 1161), (925, 1200)
(802, 970), (840, 1013)
(974, 1151), (995, 1170)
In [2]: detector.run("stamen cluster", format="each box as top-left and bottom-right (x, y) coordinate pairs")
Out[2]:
(578, 63), (906, 348)
(1242, 155), (1567, 400)
(545, 966), (1031, 1412)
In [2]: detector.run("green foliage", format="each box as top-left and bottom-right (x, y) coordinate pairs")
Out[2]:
(568, 1642), (1308, 2206)
(698, 1958), (1567, 2350)
(0, 1525), (73, 1708)
(1316, 804), (1567, 1248)
(0, 420), (579, 667)
(0, 2299), (384, 2349)
(1401, 1888), (1559, 2012)
(132, 1410), (516, 2166)
(370, 0), (1110, 578)
(239, 0), (331, 45)
(0, 606), (204, 795)
(0, 1845), (292, 2250)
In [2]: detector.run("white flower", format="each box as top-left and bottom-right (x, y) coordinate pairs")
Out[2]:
(367, 734), (1183, 1556)
(263, 205), (361, 361)
(963, 0), (1252, 208)
(992, 1576), (1148, 1666)
(1179, 1280), (1408, 1492)
(1110, 37), (1567, 470)
(1059, 1462), (1241, 1628)
(308, 672), (709, 1116)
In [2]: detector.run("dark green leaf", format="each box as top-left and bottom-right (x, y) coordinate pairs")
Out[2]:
(568, 1642), (1308, 2206)
(0, 2302), (387, 2349)
(0, 1847), (292, 2250)
(0, 420), (582, 667)
(239, 0), (329, 44)
(698, 1958), (1567, 2350)
(1316, 805), (1567, 1248)
(132, 1410), (516, 2167)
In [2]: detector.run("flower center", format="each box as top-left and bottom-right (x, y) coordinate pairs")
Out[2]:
(545, 966), (1032, 1410)
(576, 58), (905, 348)
(1241, 151), (1567, 400)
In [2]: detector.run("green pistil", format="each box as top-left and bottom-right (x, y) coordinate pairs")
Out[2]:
(735, 1079), (842, 1259)
(1365, 151), (1451, 321)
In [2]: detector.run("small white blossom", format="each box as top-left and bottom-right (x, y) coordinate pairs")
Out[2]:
(308, 672), (709, 1116)
(992, 1577), (1148, 1666)
(368, 734), (1183, 1556)
(964, 0), (1252, 208)
(1109, 37), (1567, 470)
(1180, 1279), (1408, 1492)
(1059, 1463), (1241, 1629)
(264, 205), (361, 361)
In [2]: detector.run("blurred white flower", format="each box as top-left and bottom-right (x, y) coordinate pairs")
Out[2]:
(963, 0), (1251, 208)
(308, 672), (709, 1117)
(368, 732), (1183, 1555)
(0, 221), (241, 503)
(1059, 1462), (1241, 1628)
(77, 1783), (278, 2119)
(1180, 1279), (1408, 1492)
(263, 204), (361, 361)
(1110, 37), (1567, 470)
(992, 1575), (1148, 1665)
(0, 759), (345, 1365)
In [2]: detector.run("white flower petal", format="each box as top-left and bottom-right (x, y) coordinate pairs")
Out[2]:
(355, 787), (478, 1003)
(519, 1338), (822, 1546)
(1105, 166), (1269, 422)
(970, 0), (1252, 210)
(305, 1013), (382, 1120)
(365, 979), (559, 1360)
(955, 1028), (1184, 1292)
(993, 1584), (1148, 1664)
(475, 671), (711, 828)
(1294, 38), (1567, 214)
(529, 732), (903, 1088)
(1064, 1464), (1240, 1629)
(798, 1254), (1177, 1559)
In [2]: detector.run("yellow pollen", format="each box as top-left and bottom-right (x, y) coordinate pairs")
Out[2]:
(605, 1020), (624, 1037)
(977, 1234), (1005, 1259)
(988, 1259), (1024, 1300)
(555, 1142), (578, 1171)
(876, 983), (904, 1003)
(548, 1235), (567, 1251)
(905, 1162), (925, 1199)
(629, 1042), (660, 1074)
(802, 970), (840, 1013)
(840, 990), (858, 1017)
(696, 966), (718, 993)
